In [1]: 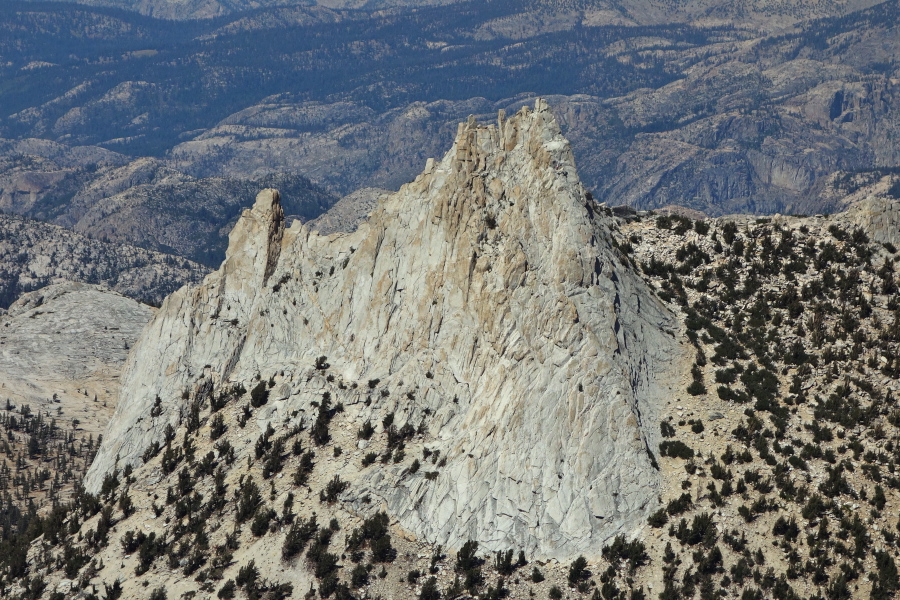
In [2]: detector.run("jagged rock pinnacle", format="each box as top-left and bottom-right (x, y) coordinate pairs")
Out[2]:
(86, 100), (687, 559)
(223, 188), (284, 287)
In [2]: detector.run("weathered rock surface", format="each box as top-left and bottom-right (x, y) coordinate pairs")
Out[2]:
(0, 213), (208, 308)
(86, 101), (687, 559)
(0, 282), (154, 438)
(836, 194), (900, 247)
(306, 187), (389, 235)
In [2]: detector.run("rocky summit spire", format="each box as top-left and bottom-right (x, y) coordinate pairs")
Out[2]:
(86, 100), (688, 559)
(221, 188), (284, 293)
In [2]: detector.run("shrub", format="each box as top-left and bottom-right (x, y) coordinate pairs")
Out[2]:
(149, 587), (167, 600)
(714, 368), (737, 384)
(419, 576), (441, 600)
(282, 515), (317, 559)
(135, 533), (164, 575)
(772, 516), (799, 541)
(120, 530), (143, 554)
(293, 450), (315, 486)
(250, 508), (275, 536)
(358, 421), (375, 440)
(238, 405), (251, 427)
(312, 393), (333, 445)
(235, 478), (262, 523)
(648, 509), (668, 528)
(371, 534), (396, 563)
(210, 413), (226, 440)
(320, 475), (348, 503)
(464, 567), (484, 594)
(721, 221), (738, 244)
(801, 494), (829, 521)
(494, 549), (515, 576)
(666, 493), (693, 516)
(351, 564), (369, 588)
(262, 437), (286, 478)
(740, 364), (779, 410)
(216, 439), (236, 465)
(673, 512), (717, 546)
(567, 556), (588, 586)
(318, 574), (338, 597)
(62, 543), (89, 579)
(218, 579), (236, 599)
(602, 536), (649, 573)
(104, 580), (124, 600)
(456, 540), (480, 572)
(659, 440), (695, 460)
(717, 385), (750, 403)
(250, 381), (269, 407)
(236, 561), (259, 589)
(872, 550), (899, 598)
(345, 511), (395, 564)
(142, 441), (161, 463)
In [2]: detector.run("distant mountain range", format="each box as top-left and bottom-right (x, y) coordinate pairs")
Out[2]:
(0, 138), (336, 265)
(0, 0), (898, 262)
(0, 212), (207, 307)
(15, 0), (884, 25)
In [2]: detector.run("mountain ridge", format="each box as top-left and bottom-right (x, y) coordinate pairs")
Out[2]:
(14, 0), (885, 26)
(0, 211), (208, 308)
(5, 107), (900, 600)
(85, 100), (687, 559)
(1, 0), (898, 225)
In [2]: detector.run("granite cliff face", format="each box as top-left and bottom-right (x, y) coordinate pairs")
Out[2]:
(85, 101), (686, 559)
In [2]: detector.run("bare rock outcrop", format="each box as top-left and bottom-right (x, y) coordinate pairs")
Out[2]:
(85, 101), (687, 559)
(0, 282), (154, 438)
(836, 193), (900, 247)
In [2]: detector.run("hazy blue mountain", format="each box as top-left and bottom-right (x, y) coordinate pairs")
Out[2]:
(0, 0), (897, 242)
(13, 0), (883, 24)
